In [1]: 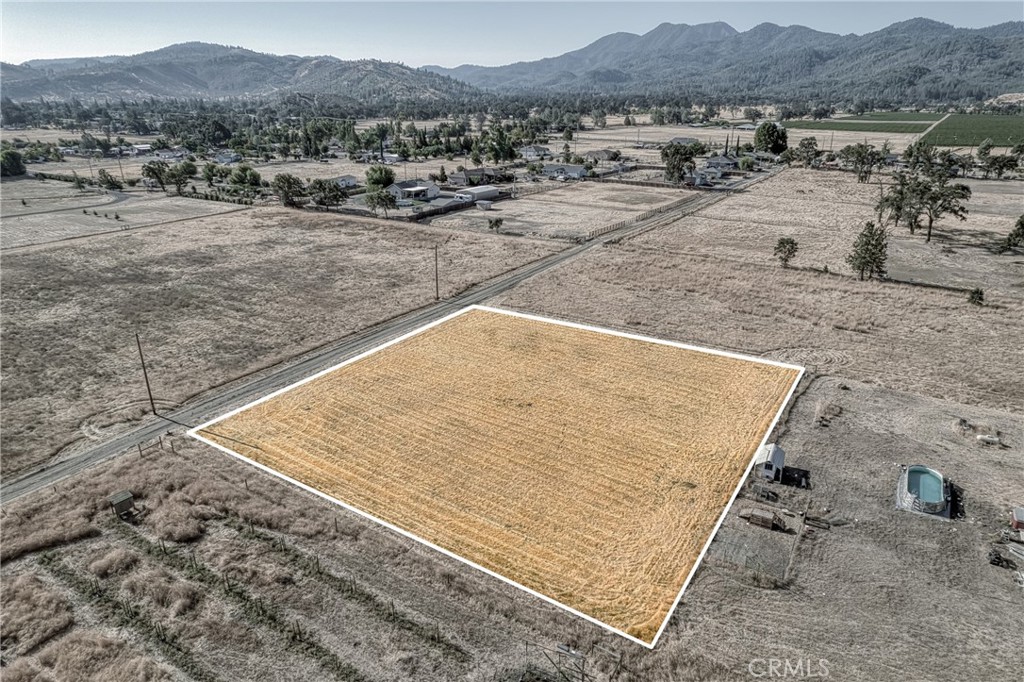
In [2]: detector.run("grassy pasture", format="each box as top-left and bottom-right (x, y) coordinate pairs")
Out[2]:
(922, 114), (1024, 146)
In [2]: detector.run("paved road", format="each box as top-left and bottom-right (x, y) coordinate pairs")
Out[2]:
(0, 176), (768, 504)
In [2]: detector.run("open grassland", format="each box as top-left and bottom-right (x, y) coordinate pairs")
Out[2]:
(2, 359), (1019, 680)
(786, 128), (922, 153)
(634, 169), (1024, 295)
(783, 120), (931, 134)
(1, 176), (112, 217)
(923, 114), (1024, 146)
(493, 247), (1024, 413)
(0, 211), (564, 477)
(199, 308), (800, 643)
(1, 181), (246, 249)
(23, 149), (473, 189)
(430, 183), (693, 239)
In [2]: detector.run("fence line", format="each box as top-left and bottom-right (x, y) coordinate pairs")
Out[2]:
(585, 194), (700, 240)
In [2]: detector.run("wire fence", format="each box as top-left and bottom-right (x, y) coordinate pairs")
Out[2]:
(585, 194), (699, 240)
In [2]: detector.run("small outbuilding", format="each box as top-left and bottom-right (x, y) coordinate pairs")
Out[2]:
(753, 443), (785, 482)
(1012, 507), (1024, 530)
(454, 185), (500, 203)
(107, 490), (137, 520)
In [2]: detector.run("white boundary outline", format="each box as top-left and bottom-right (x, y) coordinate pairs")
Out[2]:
(188, 305), (804, 648)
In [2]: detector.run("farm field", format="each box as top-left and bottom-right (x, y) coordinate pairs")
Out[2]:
(835, 112), (947, 121)
(783, 120), (931, 134)
(633, 169), (1024, 294)
(196, 307), (802, 644)
(0, 210), (565, 477)
(922, 113), (1024, 146)
(1, 181), (246, 249)
(429, 182), (694, 239)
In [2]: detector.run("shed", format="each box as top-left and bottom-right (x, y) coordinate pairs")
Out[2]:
(454, 185), (500, 203)
(1012, 507), (1024, 530)
(107, 490), (136, 519)
(753, 443), (785, 482)
(476, 200), (494, 210)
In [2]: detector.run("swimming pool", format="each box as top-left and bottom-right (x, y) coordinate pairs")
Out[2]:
(899, 465), (948, 516)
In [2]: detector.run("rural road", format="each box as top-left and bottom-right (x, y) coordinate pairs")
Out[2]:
(0, 176), (767, 505)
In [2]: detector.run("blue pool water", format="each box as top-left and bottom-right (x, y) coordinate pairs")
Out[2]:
(907, 466), (943, 504)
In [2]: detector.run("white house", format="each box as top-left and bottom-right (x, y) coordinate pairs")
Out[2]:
(386, 179), (440, 201)
(334, 175), (359, 188)
(131, 144), (154, 156)
(519, 145), (551, 161)
(753, 443), (786, 482)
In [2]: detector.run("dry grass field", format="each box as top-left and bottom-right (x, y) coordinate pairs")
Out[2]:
(0, 210), (564, 477)
(1, 181), (247, 249)
(21, 148), (473, 190)
(633, 169), (1024, 294)
(3, 133), (1022, 680)
(196, 308), (800, 643)
(494, 247), (1023, 412)
(1, 353), (1018, 681)
(430, 183), (693, 239)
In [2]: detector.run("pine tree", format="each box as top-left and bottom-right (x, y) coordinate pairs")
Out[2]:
(846, 221), (888, 281)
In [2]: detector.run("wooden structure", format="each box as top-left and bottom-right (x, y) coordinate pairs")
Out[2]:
(746, 508), (787, 532)
(107, 490), (137, 520)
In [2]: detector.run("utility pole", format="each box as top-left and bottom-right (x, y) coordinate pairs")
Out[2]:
(433, 245), (440, 300)
(135, 333), (157, 415)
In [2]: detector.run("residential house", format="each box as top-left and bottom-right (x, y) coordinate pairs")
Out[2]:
(584, 149), (618, 162)
(334, 175), (359, 189)
(385, 179), (440, 201)
(215, 151), (242, 165)
(705, 155), (739, 170)
(668, 136), (699, 146)
(448, 167), (497, 187)
(541, 163), (588, 180)
(519, 145), (551, 162)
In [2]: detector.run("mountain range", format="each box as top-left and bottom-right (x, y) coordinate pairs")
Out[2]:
(2, 19), (1022, 104)
(0, 42), (477, 103)
(423, 19), (1024, 101)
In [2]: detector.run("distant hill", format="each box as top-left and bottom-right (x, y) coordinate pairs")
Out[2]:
(5, 20), (1023, 105)
(423, 19), (1024, 102)
(2, 42), (479, 103)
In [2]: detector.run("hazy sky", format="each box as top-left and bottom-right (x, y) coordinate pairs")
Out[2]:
(2, 1), (1020, 67)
